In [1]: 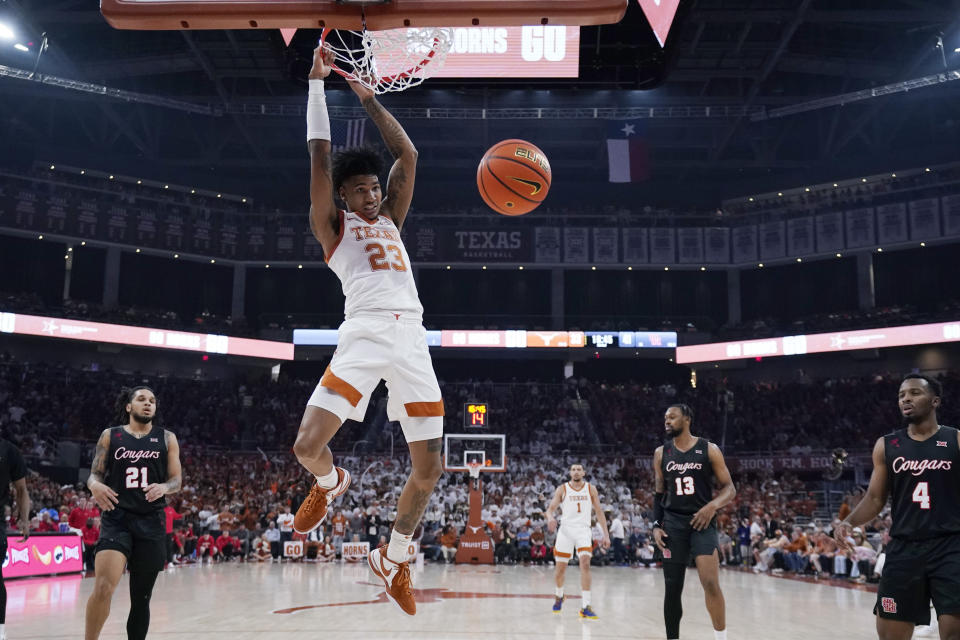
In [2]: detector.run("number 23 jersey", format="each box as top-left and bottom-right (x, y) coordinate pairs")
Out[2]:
(326, 211), (423, 319)
(662, 438), (714, 516)
(106, 425), (168, 514)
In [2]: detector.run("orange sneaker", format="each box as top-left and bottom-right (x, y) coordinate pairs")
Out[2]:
(293, 467), (351, 534)
(368, 544), (416, 616)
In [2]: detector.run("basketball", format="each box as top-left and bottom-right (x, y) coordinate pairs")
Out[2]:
(477, 139), (551, 216)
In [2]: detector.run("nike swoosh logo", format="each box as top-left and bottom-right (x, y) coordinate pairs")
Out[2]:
(510, 177), (543, 196)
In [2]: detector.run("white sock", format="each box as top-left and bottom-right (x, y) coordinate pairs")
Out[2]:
(315, 468), (338, 489)
(386, 528), (413, 564)
(714, 630), (727, 640)
(582, 590), (591, 607)
(555, 587), (563, 598)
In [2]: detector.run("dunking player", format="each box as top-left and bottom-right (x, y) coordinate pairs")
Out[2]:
(85, 387), (182, 640)
(291, 45), (444, 616)
(652, 404), (735, 640)
(545, 463), (610, 619)
(834, 374), (960, 640)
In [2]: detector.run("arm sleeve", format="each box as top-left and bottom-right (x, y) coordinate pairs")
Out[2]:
(653, 492), (665, 527)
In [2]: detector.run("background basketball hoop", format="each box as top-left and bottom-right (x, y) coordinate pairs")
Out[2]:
(320, 25), (453, 94)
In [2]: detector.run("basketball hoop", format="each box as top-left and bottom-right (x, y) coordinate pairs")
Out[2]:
(320, 24), (453, 94)
(467, 461), (482, 480)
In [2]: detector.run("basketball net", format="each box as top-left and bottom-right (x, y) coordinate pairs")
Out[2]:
(320, 25), (453, 94)
(467, 461), (482, 481)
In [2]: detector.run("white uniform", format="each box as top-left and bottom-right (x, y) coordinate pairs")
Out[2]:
(307, 211), (443, 442)
(555, 481), (594, 559)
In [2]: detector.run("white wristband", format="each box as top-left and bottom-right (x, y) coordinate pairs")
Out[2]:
(306, 79), (330, 142)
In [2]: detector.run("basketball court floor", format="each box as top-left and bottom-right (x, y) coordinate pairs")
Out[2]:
(11, 562), (881, 639)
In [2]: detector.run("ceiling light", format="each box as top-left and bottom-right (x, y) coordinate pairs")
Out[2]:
(445, 265), (450, 270)
(836, 253), (842, 257)
(174, 253), (179, 258)
(920, 242), (926, 247)
(265, 264), (270, 268)
(591, 266), (596, 271)
(38, 234), (43, 240)
(664, 267), (669, 271)
(758, 263), (764, 268)
(137, 180), (142, 184)
(627, 266), (633, 271)
(136, 248), (141, 253)
(49, 164), (55, 170)
(210, 259), (215, 264)
(164, 185), (169, 189)
(109, 175), (114, 180)
(242, 198), (247, 203)
(518, 266), (524, 270)
(748, 197), (754, 202)
(877, 248), (883, 252)
(482, 265), (487, 270)
(796, 258), (802, 262)
(217, 194), (222, 198)
(833, 183), (838, 187)
(298, 264), (303, 269)
(804, 188), (810, 192)
(81, 241), (86, 246)
(0, 23), (15, 41)
(14, 43), (28, 52)
(777, 192), (783, 197)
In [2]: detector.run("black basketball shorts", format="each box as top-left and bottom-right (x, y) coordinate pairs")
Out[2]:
(661, 511), (719, 565)
(875, 534), (960, 625)
(96, 508), (167, 573)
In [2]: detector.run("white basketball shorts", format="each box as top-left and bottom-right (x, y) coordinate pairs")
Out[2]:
(307, 312), (444, 443)
(555, 526), (593, 560)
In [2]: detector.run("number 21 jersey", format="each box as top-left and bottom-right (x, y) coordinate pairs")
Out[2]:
(662, 438), (714, 516)
(106, 426), (168, 514)
(326, 211), (423, 319)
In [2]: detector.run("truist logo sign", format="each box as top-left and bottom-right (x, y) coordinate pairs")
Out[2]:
(891, 457), (953, 476)
(115, 447), (160, 463)
(666, 461), (703, 475)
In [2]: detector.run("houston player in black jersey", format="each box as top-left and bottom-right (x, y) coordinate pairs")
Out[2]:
(652, 404), (736, 640)
(84, 387), (182, 640)
(834, 374), (960, 640)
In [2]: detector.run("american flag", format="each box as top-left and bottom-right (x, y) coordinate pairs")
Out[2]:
(331, 118), (367, 153)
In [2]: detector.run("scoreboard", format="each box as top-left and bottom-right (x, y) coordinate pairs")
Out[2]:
(464, 403), (488, 428)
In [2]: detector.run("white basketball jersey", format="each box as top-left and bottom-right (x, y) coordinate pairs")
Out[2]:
(326, 211), (423, 318)
(560, 482), (592, 529)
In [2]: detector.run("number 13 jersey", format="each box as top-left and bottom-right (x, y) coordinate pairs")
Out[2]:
(662, 438), (714, 516)
(326, 211), (423, 319)
(106, 426), (168, 514)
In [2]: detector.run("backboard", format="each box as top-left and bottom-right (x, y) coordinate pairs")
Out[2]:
(100, 0), (628, 31)
(443, 433), (505, 473)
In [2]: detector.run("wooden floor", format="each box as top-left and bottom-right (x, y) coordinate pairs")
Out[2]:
(8, 561), (886, 639)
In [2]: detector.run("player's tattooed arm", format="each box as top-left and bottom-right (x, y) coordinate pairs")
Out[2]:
(162, 430), (183, 495)
(88, 428), (110, 487)
(361, 96), (417, 230)
(88, 429), (119, 511)
(652, 446), (665, 493)
(308, 141), (340, 255)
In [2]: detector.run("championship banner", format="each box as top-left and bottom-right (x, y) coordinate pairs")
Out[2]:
(136, 209), (157, 244)
(106, 204), (129, 242)
(534, 227), (561, 263)
(844, 207), (876, 249)
(649, 228), (675, 264)
(759, 221), (786, 260)
(283, 540), (303, 558)
(220, 220), (240, 258)
(909, 198), (940, 239)
(876, 203), (908, 244)
(731, 225), (757, 264)
(76, 198), (100, 238)
(274, 223), (295, 258)
(942, 194), (960, 237)
(302, 230), (324, 260)
(246, 221), (267, 258)
(4, 534), (83, 579)
(622, 228), (649, 263)
(44, 194), (68, 233)
(787, 217), (814, 256)
(342, 541), (370, 561)
(815, 211), (844, 252)
(592, 227), (619, 263)
(563, 227), (589, 263)
(192, 213), (213, 253)
(704, 227), (730, 264)
(14, 189), (37, 228)
(163, 212), (184, 250)
(676, 227), (703, 264)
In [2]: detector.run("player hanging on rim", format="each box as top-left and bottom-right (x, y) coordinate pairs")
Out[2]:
(834, 374), (960, 640)
(84, 387), (183, 640)
(292, 44), (444, 616)
(652, 404), (735, 640)
(545, 463), (610, 619)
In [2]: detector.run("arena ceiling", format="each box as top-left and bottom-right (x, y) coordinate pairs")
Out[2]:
(0, 0), (958, 205)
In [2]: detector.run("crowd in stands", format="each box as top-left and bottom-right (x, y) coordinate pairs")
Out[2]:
(3, 354), (958, 464)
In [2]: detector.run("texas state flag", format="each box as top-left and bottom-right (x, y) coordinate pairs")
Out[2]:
(607, 120), (650, 183)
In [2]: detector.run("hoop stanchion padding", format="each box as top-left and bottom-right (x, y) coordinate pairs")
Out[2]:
(100, 0), (628, 31)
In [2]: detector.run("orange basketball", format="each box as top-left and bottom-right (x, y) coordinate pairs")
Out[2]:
(477, 139), (551, 216)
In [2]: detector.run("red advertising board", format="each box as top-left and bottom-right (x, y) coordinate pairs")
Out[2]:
(676, 320), (960, 365)
(637, 0), (681, 47)
(4, 535), (83, 579)
(0, 312), (294, 360)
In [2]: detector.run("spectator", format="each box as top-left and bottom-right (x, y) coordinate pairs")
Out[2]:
(439, 525), (458, 564)
(530, 526), (547, 565)
(81, 517), (100, 571)
(609, 512), (626, 565)
(264, 521), (282, 563)
(277, 506), (294, 545)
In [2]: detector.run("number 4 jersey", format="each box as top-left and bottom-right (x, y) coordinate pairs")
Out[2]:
(885, 426), (960, 540)
(106, 425), (168, 514)
(661, 437), (714, 517)
(326, 211), (423, 319)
